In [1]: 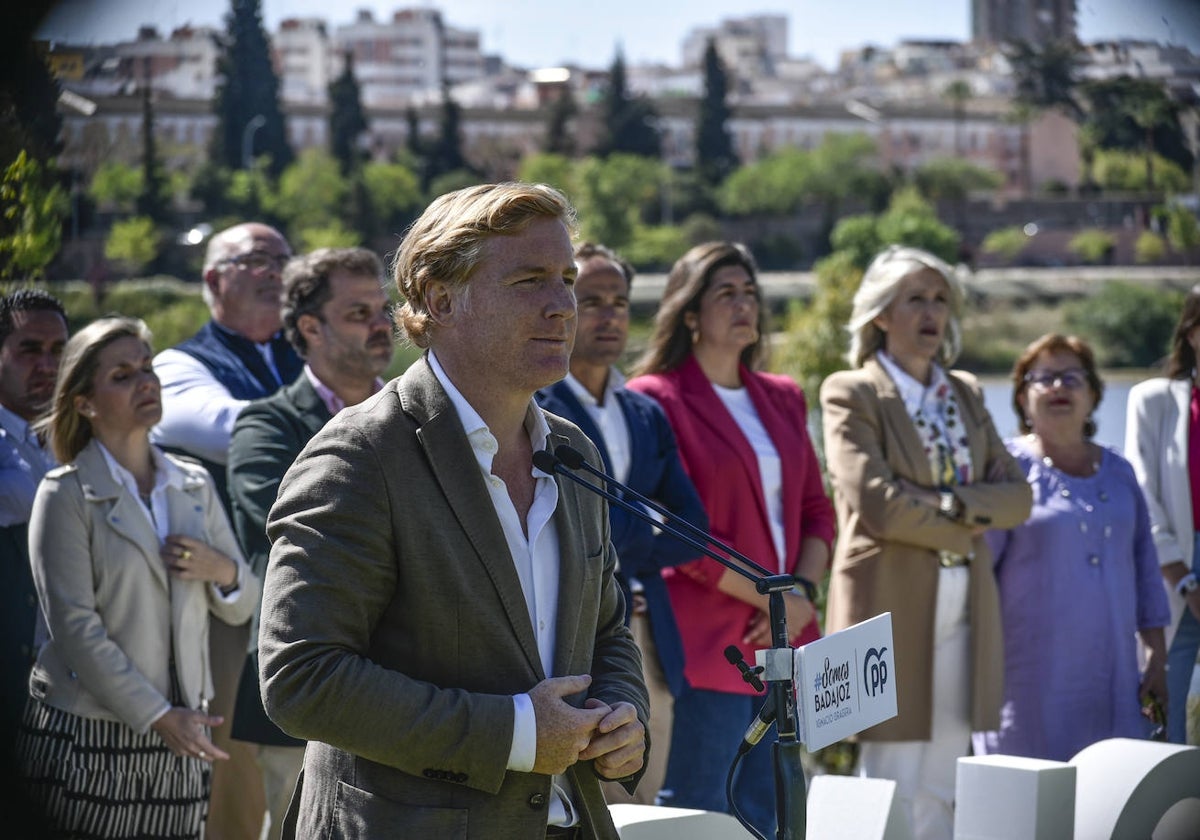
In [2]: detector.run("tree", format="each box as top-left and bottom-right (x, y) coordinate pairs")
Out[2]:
(136, 66), (171, 223)
(594, 48), (661, 159)
(695, 39), (736, 190)
(543, 88), (577, 157)
(1128, 91), (1171, 191)
(942, 80), (971, 158)
(912, 158), (1003, 202)
(573, 154), (666, 249)
(0, 150), (67, 282)
(89, 161), (143, 213)
(329, 51), (369, 175)
(104, 216), (161, 278)
(1080, 77), (1191, 174)
(423, 93), (471, 192)
(1006, 38), (1084, 118)
(0, 40), (62, 168)
(275, 148), (347, 235)
(211, 0), (293, 176)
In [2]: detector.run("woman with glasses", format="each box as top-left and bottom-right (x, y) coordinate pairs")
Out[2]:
(975, 333), (1169, 760)
(820, 245), (1030, 840)
(15, 317), (257, 838)
(1125, 285), (1200, 744)
(627, 242), (835, 834)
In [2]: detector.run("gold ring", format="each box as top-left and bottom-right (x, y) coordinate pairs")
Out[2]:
(181, 549), (192, 561)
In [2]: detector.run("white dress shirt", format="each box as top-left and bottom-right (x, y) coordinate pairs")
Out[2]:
(427, 352), (577, 827)
(563, 368), (632, 484)
(150, 341), (281, 465)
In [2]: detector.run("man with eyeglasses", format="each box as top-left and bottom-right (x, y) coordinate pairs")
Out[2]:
(151, 221), (303, 840)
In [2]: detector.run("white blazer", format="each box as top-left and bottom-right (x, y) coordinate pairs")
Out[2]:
(1125, 375), (1192, 641)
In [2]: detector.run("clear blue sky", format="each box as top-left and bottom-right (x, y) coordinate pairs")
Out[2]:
(35, 0), (1200, 71)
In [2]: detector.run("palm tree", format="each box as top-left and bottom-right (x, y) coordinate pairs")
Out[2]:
(1128, 95), (1170, 191)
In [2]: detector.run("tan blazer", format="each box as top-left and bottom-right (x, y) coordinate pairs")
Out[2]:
(28, 439), (256, 733)
(1125, 375), (1193, 641)
(819, 360), (1031, 741)
(260, 358), (648, 840)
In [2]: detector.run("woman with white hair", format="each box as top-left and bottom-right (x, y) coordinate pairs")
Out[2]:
(819, 245), (1031, 840)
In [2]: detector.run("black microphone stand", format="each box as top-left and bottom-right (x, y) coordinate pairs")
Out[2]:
(536, 446), (807, 839)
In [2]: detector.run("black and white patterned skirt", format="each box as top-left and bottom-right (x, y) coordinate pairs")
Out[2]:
(15, 699), (210, 839)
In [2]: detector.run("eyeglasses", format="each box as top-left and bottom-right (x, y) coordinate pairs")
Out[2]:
(1024, 368), (1088, 390)
(220, 251), (290, 274)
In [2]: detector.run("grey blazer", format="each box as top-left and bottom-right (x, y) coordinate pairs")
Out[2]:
(260, 358), (648, 839)
(28, 439), (256, 733)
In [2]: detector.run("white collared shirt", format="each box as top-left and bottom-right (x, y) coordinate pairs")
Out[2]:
(563, 368), (632, 484)
(96, 442), (239, 602)
(427, 352), (577, 826)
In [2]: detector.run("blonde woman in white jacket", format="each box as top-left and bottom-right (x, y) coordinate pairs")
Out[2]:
(1125, 284), (1200, 744)
(15, 317), (258, 839)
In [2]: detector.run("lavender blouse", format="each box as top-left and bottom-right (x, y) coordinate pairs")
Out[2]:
(973, 436), (1170, 761)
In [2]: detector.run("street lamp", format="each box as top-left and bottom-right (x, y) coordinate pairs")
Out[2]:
(241, 114), (266, 170)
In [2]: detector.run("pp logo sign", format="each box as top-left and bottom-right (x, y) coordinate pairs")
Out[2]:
(863, 646), (889, 698)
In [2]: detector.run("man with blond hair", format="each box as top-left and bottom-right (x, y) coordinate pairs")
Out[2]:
(259, 183), (648, 839)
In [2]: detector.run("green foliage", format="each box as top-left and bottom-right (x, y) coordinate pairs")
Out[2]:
(1165, 203), (1200, 260)
(1006, 38), (1084, 117)
(427, 169), (483, 203)
(828, 214), (880, 270)
(48, 278), (209, 352)
(517, 153), (575, 197)
(622, 224), (689, 272)
(830, 187), (959, 270)
(89, 161), (143, 212)
(981, 226), (1030, 262)
(1134, 230), (1167, 264)
(0, 42), (63, 167)
(137, 84), (171, 223)
(1093, 148), (1188, 192)
(104, 216), (162, 276)
(275, 148), (347, 234)
(0, 150), (67, 282)
(717, 135), (885, 217)
(1079, 76), (1191, 174)
(296, 220), (362, 252)
(1064, 281), (1184, 367)
(543, 88), (577, 157)
(424, 95), (471, 189)
(773, 250), (862, 398)
(1067, 228), (1116, 264)
(361, 160), (423, 235)
(695, 39), (736, 189)
(912, 158), (1003, 202)
(573, 154), (666, 250)
(211, 0), (293, 175)
(329, 51), (369, 174)
(594, 49), (661, 159)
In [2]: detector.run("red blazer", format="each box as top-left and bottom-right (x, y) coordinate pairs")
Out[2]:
(628, 356), (836, 694)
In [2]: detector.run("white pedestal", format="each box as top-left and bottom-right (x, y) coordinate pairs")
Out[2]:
(608, 803), (755, 839)
(1070, 738), (1200, 840)
(806, 775), (913, 840)
(954, 754), (1075, 839)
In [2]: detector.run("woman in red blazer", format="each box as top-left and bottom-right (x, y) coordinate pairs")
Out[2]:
(627, 242), (835, 834)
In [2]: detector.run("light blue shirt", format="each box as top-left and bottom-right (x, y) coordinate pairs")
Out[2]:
(0, 404), (56, 526)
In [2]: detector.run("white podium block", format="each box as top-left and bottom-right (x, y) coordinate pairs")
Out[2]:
(1070, 738), (1200, 840)
(806, 775), (913, 840)
(608, 803), (755, 839)
(953, 754), (1075, 840)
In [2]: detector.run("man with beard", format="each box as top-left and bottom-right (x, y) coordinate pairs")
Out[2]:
(227, 247), (395, 840)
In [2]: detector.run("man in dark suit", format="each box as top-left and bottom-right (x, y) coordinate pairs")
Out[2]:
(227, 247), (394, 840)
(259, 183), (648, 839)
(536, 243), (706, 807)
(151, 221), (303, 839)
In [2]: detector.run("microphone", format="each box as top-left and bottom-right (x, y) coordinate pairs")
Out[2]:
(725, 645), (765, 692)
(553, 444), (777, 583)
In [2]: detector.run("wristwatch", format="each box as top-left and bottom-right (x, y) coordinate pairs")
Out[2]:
(939, 490), (960, 520)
